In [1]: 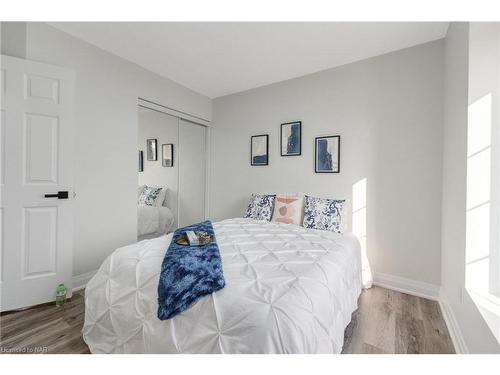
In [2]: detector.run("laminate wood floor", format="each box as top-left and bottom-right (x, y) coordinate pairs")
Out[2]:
(0, 286), (454, 354)
(342, 286), (455, 354)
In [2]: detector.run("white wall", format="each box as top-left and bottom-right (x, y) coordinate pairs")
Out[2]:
(1, 22), (212, 277)
(211, 40), (444, 286)
(0, 22), (26, 59)
(441, 22), (500, 353)
(138, 108), (179, 225)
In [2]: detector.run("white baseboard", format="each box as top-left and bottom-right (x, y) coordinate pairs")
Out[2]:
(438, 297), (469, 354)
(72, 270), (97, 292)
(372, 272), (441, 300)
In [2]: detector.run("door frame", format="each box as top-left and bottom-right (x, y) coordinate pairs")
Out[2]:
(137, 98), (211, 225)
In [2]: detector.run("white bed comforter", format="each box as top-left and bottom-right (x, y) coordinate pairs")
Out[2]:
(83, 218), (362, 353)
(137, 205), (174, 237)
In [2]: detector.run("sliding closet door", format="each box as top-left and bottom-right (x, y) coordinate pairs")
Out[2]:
(178, 119), (206, 227)
(138, 107), (179, 227)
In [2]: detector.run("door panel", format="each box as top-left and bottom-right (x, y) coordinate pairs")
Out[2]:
(24, 74), (60, 104)
(178, 119), (206, 227)
(24, 113), (59, 184)
(1, 55), (74, 311)
(23, 206), (57, 278)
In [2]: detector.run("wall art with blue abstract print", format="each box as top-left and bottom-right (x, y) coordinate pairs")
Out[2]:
(251, 134), (269, 166)
(281, 121), (302, 156)
(315, 135), (340, 173)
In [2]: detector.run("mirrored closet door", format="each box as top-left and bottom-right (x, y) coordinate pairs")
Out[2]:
(178, 119), (206, 227)
(137, 104), (207, 240)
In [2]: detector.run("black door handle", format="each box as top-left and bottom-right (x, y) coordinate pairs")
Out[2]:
(44, 191), (69, 199)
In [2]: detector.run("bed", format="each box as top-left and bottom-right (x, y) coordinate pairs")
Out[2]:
(137, 205), (174, 238)
(83, 218), (362, 353)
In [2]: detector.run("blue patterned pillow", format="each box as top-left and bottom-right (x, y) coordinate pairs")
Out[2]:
(303, 196), (345, 233)
(138, 186), (163, 206)
(244, 194), (276, 221)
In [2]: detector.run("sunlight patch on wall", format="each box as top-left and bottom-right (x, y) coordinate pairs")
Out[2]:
(352, 177), (372, 288)
(466, 93), (493, 294)
(466, 92), (500, 342)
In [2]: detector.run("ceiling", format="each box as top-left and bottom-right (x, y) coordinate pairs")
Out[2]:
(49, 22), (449, 98)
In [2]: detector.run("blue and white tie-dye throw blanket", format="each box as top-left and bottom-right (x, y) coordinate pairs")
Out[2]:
(157, 220), (225, 320)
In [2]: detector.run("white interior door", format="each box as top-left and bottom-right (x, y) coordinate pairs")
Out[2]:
(1, 55), (75, 311)
(178, 119), (206, 227)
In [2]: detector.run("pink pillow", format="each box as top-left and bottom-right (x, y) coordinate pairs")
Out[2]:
(272, 195), (304, 225)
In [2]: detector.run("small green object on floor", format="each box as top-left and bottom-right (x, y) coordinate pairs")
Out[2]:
(56, 283), (67, 307)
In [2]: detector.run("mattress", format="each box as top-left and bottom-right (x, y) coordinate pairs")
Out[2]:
(83, 218), (362, 353)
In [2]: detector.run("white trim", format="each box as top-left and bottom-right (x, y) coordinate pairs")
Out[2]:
(372, 272), (441, 300)
(138, 98), (210, 127)
(72, 270), (97, 292)
(439, 297), (469, 354)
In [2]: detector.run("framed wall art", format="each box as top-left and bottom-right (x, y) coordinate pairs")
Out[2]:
(162, 144), (174, 167)
(281, 121), (301, 156)
(315, 135), (340, 173)
(138, 150), (144, 172)
(146, 139), (157, 161)
(251, 134), (269, 166)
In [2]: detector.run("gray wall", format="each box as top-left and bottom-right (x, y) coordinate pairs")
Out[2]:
(441, 22), (499, 353)
(1, 22), (27, 59)
(211, 40), (445, 286)
(1, 22), (212, 276)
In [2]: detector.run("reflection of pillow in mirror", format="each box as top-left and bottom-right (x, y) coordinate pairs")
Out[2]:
(138, 185), (145, 201)
(138, 186), (163, 206)
(272, 195), (304, 225)
(155, 187), (168, 207)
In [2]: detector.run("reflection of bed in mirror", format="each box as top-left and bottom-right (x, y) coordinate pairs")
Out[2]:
(137, 185), (175, 240)
(137, 205), (174, 240)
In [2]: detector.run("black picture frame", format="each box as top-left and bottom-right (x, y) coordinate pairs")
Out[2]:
(280, 121), (302, 156)
(146, 139), (157, 161)
(138, 150), (144, 172)
(162, 144), (174, 167)
(250, 134), (269, 166)
(314, 135), (340, 173)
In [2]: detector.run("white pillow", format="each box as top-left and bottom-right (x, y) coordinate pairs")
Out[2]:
(138, 185), (145, 200)
(155, 187), (168, 207)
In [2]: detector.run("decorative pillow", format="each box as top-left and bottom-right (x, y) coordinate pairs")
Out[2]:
(154, 187), (168, 207)
(303, 196), (345, 233)
(244, 194), (276, 221)
(138, 185), (145, 198)
(138, 185), (163, 206)
(272, 194), (304, 225)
